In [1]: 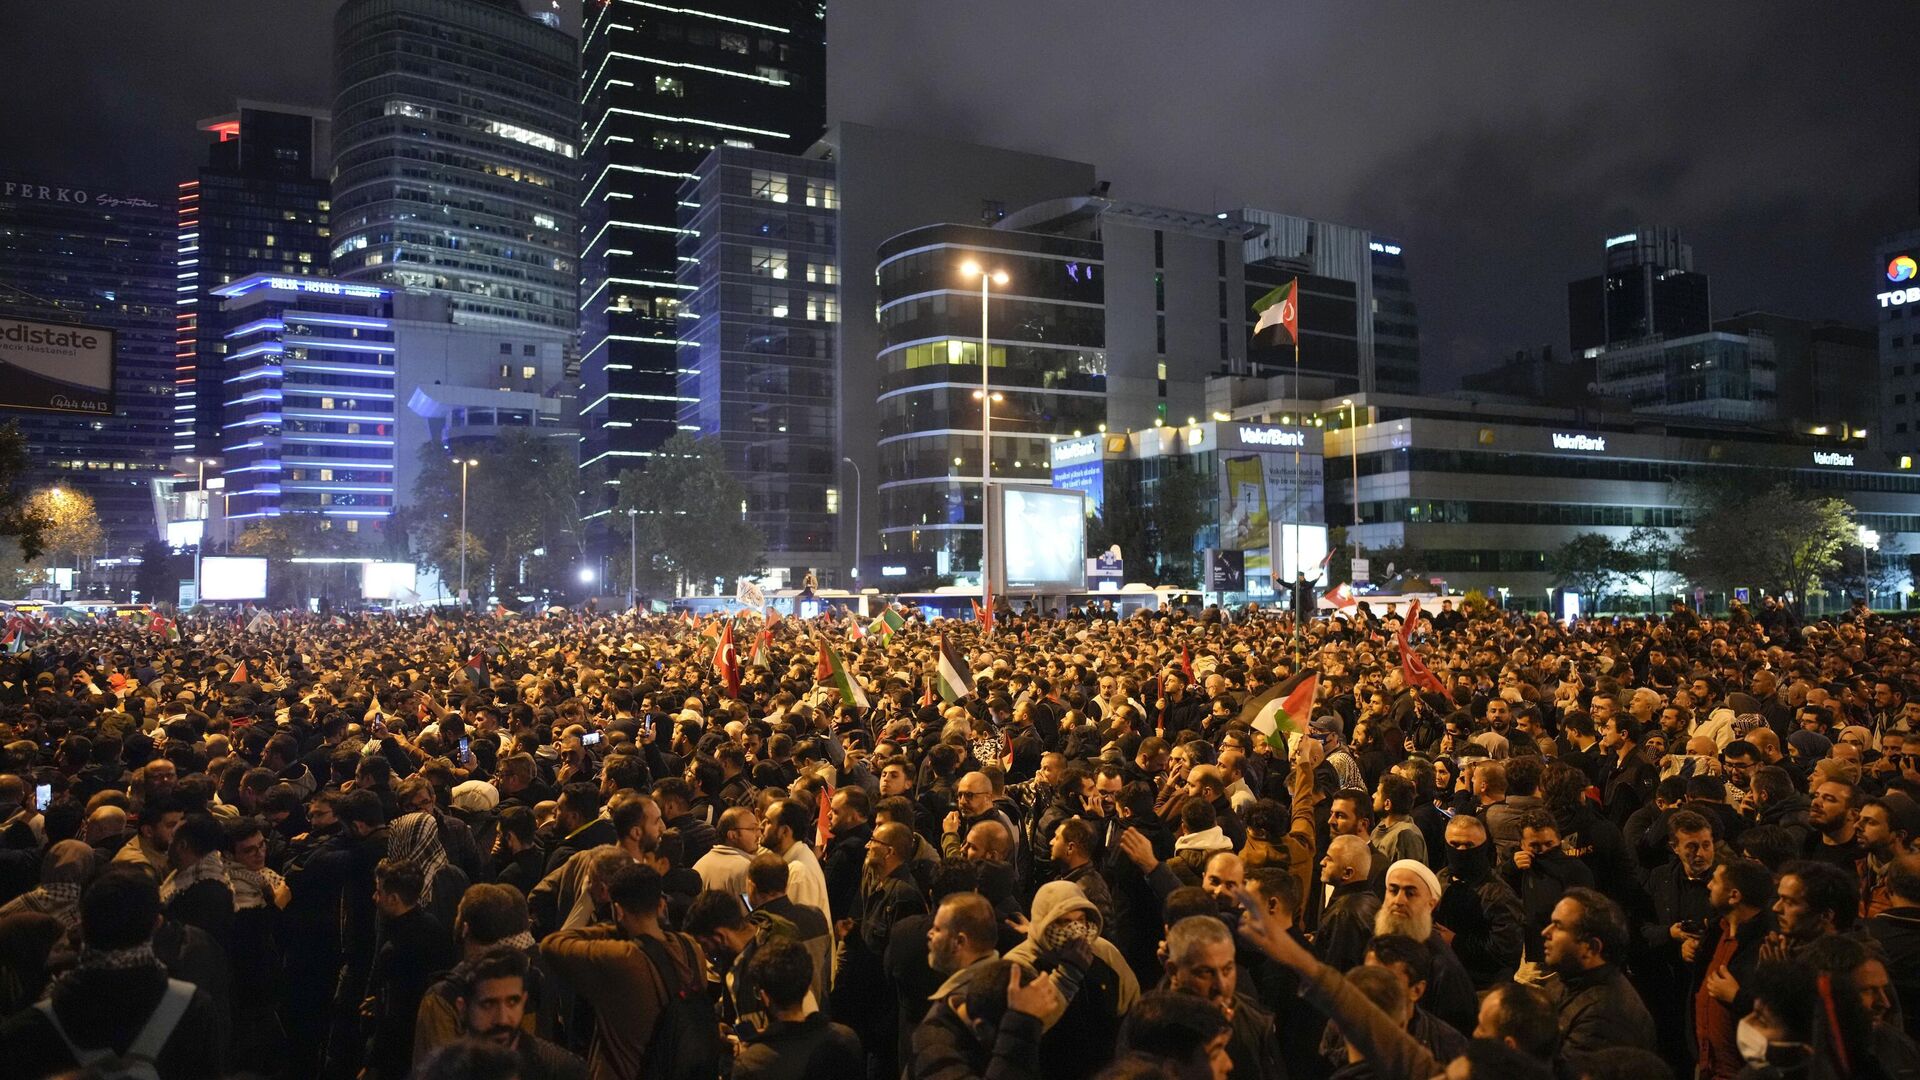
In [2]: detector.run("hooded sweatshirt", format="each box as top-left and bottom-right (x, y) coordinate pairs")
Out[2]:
(1003, 880), (1141, 1031)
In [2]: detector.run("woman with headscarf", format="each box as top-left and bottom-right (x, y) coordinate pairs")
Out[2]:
(0, 840), (96, 931)
(386, 811), (467, 929)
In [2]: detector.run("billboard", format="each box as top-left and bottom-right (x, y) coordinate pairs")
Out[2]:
(1205, 549), (1245, 592)
(361, 561), (419, 600)
(1269, 523), (1330, 584)
(1049, 435), (1105, 515)
(200, 557), (267, 601)
(0, 315), (115, 415)
(1220, 452), (1323, 550)
(992, 485), (1086, 592)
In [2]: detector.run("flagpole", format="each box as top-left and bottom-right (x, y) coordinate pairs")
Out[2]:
(1291, 333), (1302, 665)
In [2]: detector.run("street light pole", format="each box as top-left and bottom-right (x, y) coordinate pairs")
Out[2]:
(1342, 399), (1359, 566)
(841, 456), (861, 584)
(626, 507), (638, 611)
(962, 262), (1009, 600)
(457, 458), (478, 606)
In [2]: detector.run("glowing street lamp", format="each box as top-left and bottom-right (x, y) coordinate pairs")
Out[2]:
(960, 261), (1009, 595)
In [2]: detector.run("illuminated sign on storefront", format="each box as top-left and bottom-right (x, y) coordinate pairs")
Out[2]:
(1238, 426), (1306, 448)
(1813, 451), (1855, 467)
(1551, 432), (1607, 452)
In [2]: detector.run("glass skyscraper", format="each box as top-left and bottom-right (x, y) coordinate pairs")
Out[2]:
(176, 102), (332, 457)
(212, 274), (398, 535)
(675, 147), (837, 582)
(0, 179), (174, 556)
(330, 0), (580, 331)
(577, 0), (824, 504)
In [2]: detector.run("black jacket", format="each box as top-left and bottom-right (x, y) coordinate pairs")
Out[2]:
(1869, 907), (1920, 1043)
(908, 1000), (1045, 1080)
(1433, 868), (1526, 987)
(1313, 882), (1380, 974)
(1554, 961), (1656, 1058)
(543, 818), (617, 875)
(735, 1014), (864, 1080)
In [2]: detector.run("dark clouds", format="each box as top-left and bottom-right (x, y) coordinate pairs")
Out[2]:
(3, 2), (1914, 386)
(828, 0), (1920, 384)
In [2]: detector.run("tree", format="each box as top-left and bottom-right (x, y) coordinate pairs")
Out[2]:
(0, 423), (48, 560)
(614, 434), (764, 595)
(1681, 482), (1855, 614)
(0, 538), (39, 595)
(408, 431), (593, 601)
(1822, 538), (1911, 607)
(1617, 526), (1681, 610)
(1145, 463), (1209, 587)
(23, 486), (104, 567)
(1549, 533), (1620, 609)
(134, 539), (179, 606)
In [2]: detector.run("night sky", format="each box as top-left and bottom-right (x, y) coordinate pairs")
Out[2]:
(5, 1), (1916, 388)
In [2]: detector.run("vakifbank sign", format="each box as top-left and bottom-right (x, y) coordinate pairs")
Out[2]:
(0, 315), (116, 415)
(1551, 432), (1607, 452)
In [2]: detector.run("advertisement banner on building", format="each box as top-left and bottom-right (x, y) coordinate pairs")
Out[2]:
(1205, 549), (1244, 592)
(0, 315), (115, 415)
(1049, 436), (1105, 515)
(1221, 450), (1324, 574)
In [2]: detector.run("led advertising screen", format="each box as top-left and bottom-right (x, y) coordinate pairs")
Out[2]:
(0, 315), (116, 415)
(993, 485), (1086, 592)
(362, 561), (418, 601)
(200, 557), (267, 601)
(1269, 523), (1330, 584)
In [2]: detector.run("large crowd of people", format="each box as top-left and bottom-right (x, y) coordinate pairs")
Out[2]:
(0, 593), (1917, 1080)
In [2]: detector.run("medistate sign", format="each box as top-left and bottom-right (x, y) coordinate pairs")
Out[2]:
(0, 316), (116, 415)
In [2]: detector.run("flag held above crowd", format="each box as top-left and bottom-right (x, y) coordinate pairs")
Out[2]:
(1239, 667), (1318, 751)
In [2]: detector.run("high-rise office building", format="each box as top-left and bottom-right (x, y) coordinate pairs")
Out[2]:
(1878, 229), (1920, 455)
(1241, 209), (1422, 394)
(1567, 226), (1711, 355)
(675, 147), (837, 583)
(212, 275), (400, 536)
(872, 198), (1250, 576)
(0, 179), (174, 556)
(330, 0), (580, 330)
(577, 0), (825, 502)
(1591, 330), (1777, 421)
(1713, 311), (1876, 429)
(207, 272), (578, 542)
(824, 123), (1099, 581)
(175, 102), (332, 457)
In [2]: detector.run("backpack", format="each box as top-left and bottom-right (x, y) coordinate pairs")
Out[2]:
(33, 978), (195, 1080)
(635, 933), (723, 1080)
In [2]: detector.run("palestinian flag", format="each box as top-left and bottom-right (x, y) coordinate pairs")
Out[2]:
(936, 633), (971, 704)
(713, 620), (741, 699)
(817, 642), (870, 710)
(230, 661), (250, 684)
(868, 605), (906, 639)
(1239, 668), (1319, 751)
(846, 610), (865, 640)
(1253, 279), (1299, 345)
(4, 630), (23, 654)
(463, 652), (487, 688)
(764, 606), (784, 627)
(748, 628), (773, 670)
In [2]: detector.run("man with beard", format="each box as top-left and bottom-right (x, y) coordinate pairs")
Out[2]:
(445, 948), (585, 1080)
(1376, 860), (1477, 1034)
(1539, 886), (1655, 1057)
(841, 821), (930, 1077)
(1689, 858), (1774, 1080)
(1767, 859), (1859, 956)
(1161, 914), (1285, 1080)
(1642, 809), (1717, 1061)
(1801, 777), (1866, 871)
(1432, 816), (1524, 989)
(1861, 796), (1920, 917)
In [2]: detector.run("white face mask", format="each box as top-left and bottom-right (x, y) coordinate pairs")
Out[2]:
(1736, 1017), (1772, 1067)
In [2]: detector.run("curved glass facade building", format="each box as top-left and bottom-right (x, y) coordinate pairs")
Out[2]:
(875, 223), (1108, 571)
(330, 0), (579, 330)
